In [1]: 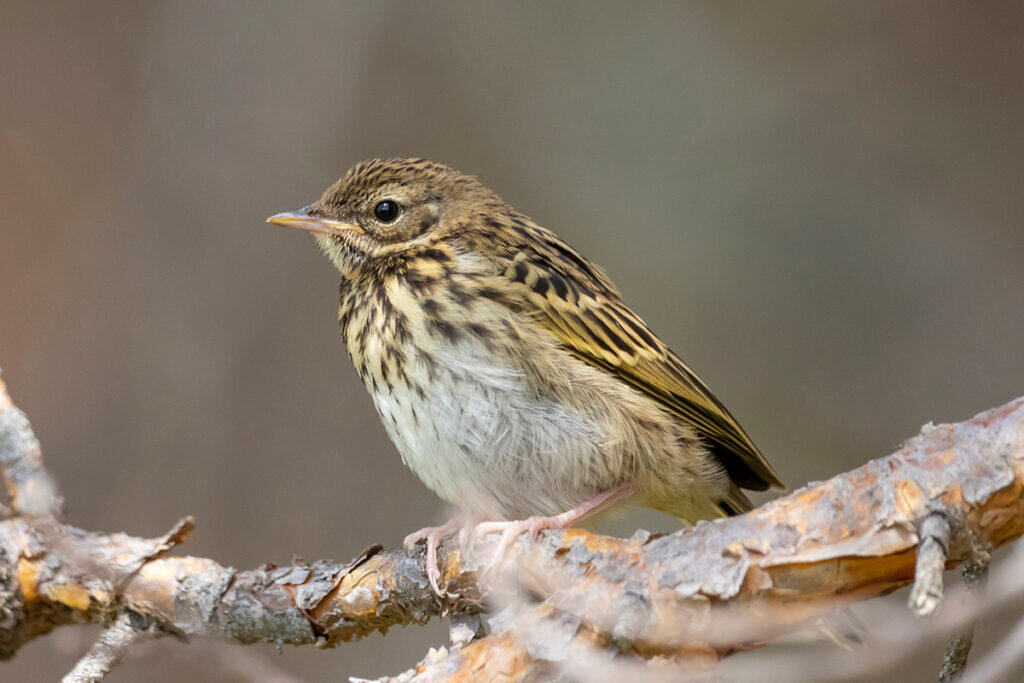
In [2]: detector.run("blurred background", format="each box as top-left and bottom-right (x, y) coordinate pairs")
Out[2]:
(2, 2), (1023, 681)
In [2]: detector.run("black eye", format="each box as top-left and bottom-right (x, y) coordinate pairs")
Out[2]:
(373, 200), (400, 223)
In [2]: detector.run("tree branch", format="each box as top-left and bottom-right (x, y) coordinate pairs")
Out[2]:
(62, 614), (152, 683)
(938, 560), (988, 683)
(1, 368), (1022, 681)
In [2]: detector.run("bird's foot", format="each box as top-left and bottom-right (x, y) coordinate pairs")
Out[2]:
(472, 515), (570, 569)
(404, 519), (461, 597)
(471, 484), (636, 572)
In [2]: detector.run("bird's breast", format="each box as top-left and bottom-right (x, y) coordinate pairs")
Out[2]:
(336, 273), (612, 520)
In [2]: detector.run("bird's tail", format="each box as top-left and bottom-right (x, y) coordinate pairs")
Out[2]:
(718, 484), (754, 517)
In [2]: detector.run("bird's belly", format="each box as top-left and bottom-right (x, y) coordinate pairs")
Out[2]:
(367, 343), (608, 520)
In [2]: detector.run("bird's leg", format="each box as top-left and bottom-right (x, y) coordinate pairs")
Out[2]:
(473, 484), (635, 568)
(404, 518), (462, 597)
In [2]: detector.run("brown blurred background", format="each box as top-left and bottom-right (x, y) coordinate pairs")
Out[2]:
(2, 2), (1023, 681)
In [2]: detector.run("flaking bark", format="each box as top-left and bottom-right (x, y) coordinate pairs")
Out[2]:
(1, 370), (1022, 681)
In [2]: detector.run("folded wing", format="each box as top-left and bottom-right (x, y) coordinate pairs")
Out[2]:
(494, 229), (783, 491)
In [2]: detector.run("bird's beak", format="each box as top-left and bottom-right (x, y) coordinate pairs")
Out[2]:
(266, 206), (364, 236)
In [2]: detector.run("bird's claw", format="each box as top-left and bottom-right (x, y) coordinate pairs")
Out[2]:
(471, 515), (565, 575)
(404, 519), (461, 598)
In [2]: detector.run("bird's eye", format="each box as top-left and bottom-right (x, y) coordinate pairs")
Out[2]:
(373, 200), (400, 224)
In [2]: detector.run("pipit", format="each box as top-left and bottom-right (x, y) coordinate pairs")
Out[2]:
(269, 158), (782, 593)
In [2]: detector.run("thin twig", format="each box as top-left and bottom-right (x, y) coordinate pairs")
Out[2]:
(61, 616), (150, 683)
(959, 608), (1024, 683)
(941, 560), (990, 683)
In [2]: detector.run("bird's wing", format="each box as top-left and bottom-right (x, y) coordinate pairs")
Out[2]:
(496, 236), (783, 491)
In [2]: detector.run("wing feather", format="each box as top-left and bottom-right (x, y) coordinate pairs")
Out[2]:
(496, 235), (783, 491)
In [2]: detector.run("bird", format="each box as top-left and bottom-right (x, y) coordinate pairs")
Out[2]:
(268, 158), (783, 594)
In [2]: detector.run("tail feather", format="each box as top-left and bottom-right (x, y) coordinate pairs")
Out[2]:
(718, 485), (754, 517)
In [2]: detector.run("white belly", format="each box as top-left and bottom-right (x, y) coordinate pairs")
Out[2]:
(369, 340), (607, 520)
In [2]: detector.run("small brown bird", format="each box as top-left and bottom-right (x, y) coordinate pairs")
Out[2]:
(269, 158), (782, 592)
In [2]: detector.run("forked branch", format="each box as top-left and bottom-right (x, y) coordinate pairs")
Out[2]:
(0, 370), (1022, 681)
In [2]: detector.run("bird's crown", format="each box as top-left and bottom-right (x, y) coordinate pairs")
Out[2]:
(268, 158), (523, 274)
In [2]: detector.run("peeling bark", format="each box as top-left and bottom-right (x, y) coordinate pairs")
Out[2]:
(0, 370), (1022, 681)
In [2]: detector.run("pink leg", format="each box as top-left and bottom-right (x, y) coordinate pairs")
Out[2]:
(473, 484), (635, 565)
(404, 519), (461, 596)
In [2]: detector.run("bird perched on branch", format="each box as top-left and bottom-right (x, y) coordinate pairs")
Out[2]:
(269, 158), (782, 593)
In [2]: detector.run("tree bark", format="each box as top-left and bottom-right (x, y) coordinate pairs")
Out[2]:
(1, 371), (1021, 681)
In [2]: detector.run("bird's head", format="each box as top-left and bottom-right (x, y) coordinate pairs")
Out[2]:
(268, 158), (505, 276)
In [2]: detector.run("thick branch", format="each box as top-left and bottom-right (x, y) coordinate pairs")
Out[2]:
(1, 371), (1023, 681)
